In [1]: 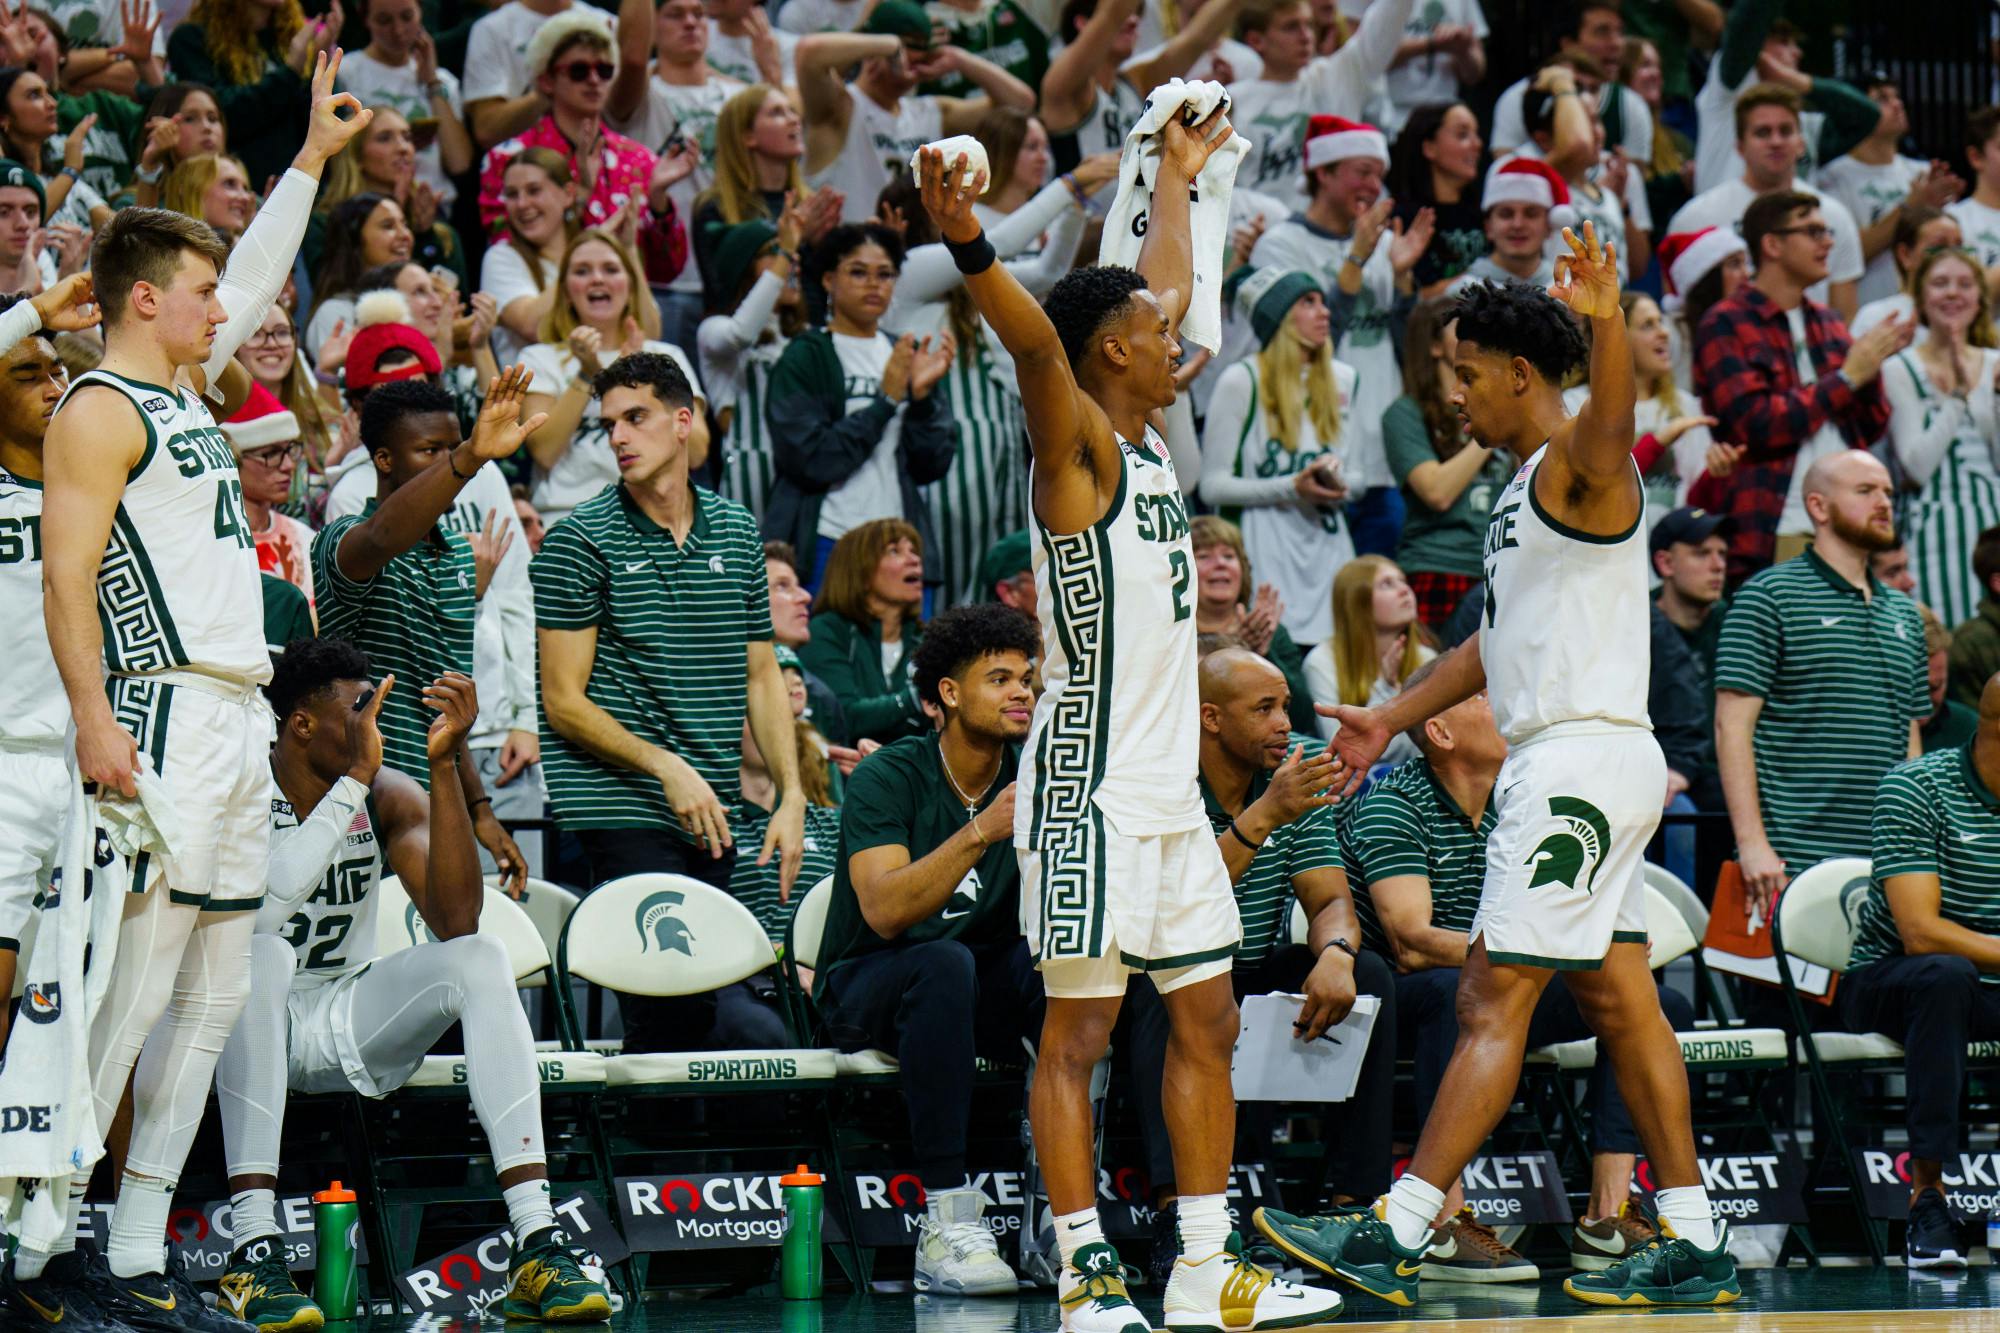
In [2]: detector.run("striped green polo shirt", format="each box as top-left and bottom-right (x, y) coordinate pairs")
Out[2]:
(1204, 734), (1343, 967)
(1338, 755), (1493, 957)
(530, 483), (772, 835)
(1848, 743), (2000, 981)
(311, 507), (477, 787)
(730, 801), (842, 939)
(1714, 547), (1929, 873)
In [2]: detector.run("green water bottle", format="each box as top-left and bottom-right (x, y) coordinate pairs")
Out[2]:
(779, 1164), (823, 1300)
(312, 1181), (360, 1321)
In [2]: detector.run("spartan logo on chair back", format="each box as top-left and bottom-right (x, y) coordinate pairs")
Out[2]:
(1524, 796), (1612, 893)
(635, 890), (697, 955)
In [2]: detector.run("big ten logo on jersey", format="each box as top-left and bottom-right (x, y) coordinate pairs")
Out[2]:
(0, 511), (40, 563)
(167, 425), (256, 551)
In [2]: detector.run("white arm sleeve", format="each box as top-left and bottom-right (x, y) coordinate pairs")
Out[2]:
(895, 180), (1081, 307)
(1884, 355), (1960, 489)
(1005, 200), (1087, 298)
(705, 268), (787, 351)
(0, 295), (42, 351)
(202, 167), (318, 400)
(1200, 363), (1298, 507)
(266, 776), (371, 913)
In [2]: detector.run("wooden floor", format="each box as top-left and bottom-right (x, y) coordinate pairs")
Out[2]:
(351, 1265), (2000, 1329)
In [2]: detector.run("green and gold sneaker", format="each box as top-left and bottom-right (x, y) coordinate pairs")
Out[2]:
(217, 1238), (324, 1332)
(503, 1227), (612, 1323)
(1252, 1199), (1430, 1308)
(1562, 1219), (1743, 1307)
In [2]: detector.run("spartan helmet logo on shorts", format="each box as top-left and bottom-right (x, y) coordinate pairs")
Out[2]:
(636, 890), (696, 955)
(405, 901), (436, 944)
(1524, 797), (1613, 893)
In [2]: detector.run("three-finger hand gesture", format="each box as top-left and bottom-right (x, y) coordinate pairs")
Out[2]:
(1551, 221), (1621, 319)
(302, 49), (374, 170)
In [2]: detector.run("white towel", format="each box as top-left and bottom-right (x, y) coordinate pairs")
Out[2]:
(95, 763), (182, 865)
(909, 136), (992, 194)
(0, 753), (131, 1252)
(1098, 78), (1251, 354)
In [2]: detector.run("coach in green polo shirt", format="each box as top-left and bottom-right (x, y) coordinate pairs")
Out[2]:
(532, 352), (805, 1053)
(1838, 674), (2000, 1269)
(311, 374), (537, 890)
(1715, 452), (1929, 919)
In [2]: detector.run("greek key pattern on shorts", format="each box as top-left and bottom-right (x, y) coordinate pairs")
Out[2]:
(109, 676), (167, 758)
(1030, 526), (1110, 957)
(1038, 819), (1101, 960)
(98, 518), (177, 673)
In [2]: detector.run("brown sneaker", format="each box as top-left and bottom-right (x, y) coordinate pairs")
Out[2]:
(1570, 1201), (1659, 1272)
(1420, 1209), (1540, 1283)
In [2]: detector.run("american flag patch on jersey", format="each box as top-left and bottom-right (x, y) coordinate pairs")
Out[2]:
(348, 810), (370, 834)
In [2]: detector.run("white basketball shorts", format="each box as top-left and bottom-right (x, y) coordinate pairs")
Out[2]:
(0, 749), (67, 950)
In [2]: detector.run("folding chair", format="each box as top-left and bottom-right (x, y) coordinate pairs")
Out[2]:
(508, 876), (584, 1041)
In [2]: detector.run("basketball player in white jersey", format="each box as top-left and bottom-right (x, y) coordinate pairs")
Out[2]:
(212, 637), (610, 1331)
(915, 124), (1345, 1331)
(36, 56), (373, 1332)
(1253, 231), (1742, 1309)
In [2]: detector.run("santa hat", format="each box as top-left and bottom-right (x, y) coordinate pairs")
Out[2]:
(1483, 157), (1575, 230)
(220, 382), (300, 454)
(345, 289), (443, 393)
(1656, 226), (1747, 312)
(1304, 115), (1388, 171)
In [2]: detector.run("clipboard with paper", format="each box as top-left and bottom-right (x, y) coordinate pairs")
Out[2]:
(1230, 992), (1382, 1103)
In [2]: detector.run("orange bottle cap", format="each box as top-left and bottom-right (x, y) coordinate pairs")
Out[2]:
(779, 1164), (823, 1186)
(314, 1181), (357, 1203)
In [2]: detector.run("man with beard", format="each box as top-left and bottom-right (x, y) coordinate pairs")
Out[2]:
(1715, 450), (1929, 923)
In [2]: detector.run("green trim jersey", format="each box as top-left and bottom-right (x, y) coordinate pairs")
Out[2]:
(1205, 734), (1342, 967)
(1018, 425), (1205, 862)
(260, 784), (385, 982)
(311, 508), (478, 788)
(1713, 548), (1929, 872)
(1337, 755), (1493, 957)
(0, 468), (65, 749)
(1849, 745), (2000, 980)
(57, 369), (269, 685)
(530, 484), (772, 835)
(730, 800), (841, 939)
(823, 733), (1021, 974)
(1884, 348), (2000, 629)
(1479, 443), (1652, 743)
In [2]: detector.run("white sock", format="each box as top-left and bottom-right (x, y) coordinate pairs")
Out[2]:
(13, 1186), (82, 1281)
(1054, 1207), (1103, 1271)
(1384, 1175), (1447, 1252)
(1653, 1186), (1718, 1249)
(230, 1188), (280, 1250)
(1175, 1194), (1229, 1262)
(107, 1175), (174, 1279)
(503, 1178), (556, 1242)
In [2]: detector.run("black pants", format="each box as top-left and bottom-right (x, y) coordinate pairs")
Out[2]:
(1396, 967), (1696, 1156)
(1838, 952), (2000, 1162)
(1129, 946), (1399, 1204)
(577, 827), (788, 1054)
(819, 937), (1046, 1191)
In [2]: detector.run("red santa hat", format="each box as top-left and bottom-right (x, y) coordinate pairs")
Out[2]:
(345, 289), (444, 392)
(1482, 157), (1575, 230)
(1656, 226), (1747, 312)
(1304, 115), (1389, 171)
(220, 382), (300, 454)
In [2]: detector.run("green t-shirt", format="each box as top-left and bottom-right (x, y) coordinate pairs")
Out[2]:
(259, 572), (314, 663)
(1713, 548), (1929, 873)
(1338, 754), (1492, 958)
(1204, 734), (1343, 967)
(821, 733), (1021, 974)
(530, 483), (772, 836)
(57, 90), (145, 202)
(1848, 744), (2000, 980)
(921, 0), (1048, 99)
(311, 507), (476, 787)
(730, 801), (842, 939)
(1383, 397), (1512, 578)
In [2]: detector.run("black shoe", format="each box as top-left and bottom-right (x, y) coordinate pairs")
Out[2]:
(1, 1248), (139, 1330)
(79, 1248), (255, 1332)
(1146, 1203), (1179, 1289)
(1905, 1188), (1967, 1270)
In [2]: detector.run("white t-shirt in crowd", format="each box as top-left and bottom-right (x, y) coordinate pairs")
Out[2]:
(611, 72), (746, 294)
(1338, 0), (1488, 134)
(1691, 48), (1829, 196)
(1490, 76), (1651, 165)
(519, 338), (704, 523)
(1815, 152), (1926, 306)
(816, 331), (907, 538)
(705, 20), (800, 85)
(1668, 177), (1864, 305)
(479, 241), (553, 370)
(1126, 36), (1262, 88)
(781, 0), (869, 31)
(463, 0), (571, 105)
(809, 86), (944, 223)
(338, 50), (466, 206)
(1779, 305), (1847, 536)
(1948, 195), (2000, 270)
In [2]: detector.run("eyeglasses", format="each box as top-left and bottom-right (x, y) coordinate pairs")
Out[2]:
(246, 327), (296, 348)
(558, 60), (616, 83)
(1770, 225), (1833, 242)
(243, 442), (304, 466)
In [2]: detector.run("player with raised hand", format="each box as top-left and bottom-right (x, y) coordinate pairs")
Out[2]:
(1250, 224), (1740, 1310)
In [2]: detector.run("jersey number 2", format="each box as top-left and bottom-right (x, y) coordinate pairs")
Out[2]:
(1167, 549), (1192, 622)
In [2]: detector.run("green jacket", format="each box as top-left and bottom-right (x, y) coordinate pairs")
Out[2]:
(762, 329), (957, 585)
(1949, 596), (2000, 709)
(797, 610), (928, 745)
(166, 23), (310, 187)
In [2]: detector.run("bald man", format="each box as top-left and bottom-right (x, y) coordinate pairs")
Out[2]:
(1715, 450), (1930, 920)
(1834, 672), (2000, 1269)
(1128, 649), (1396, 1284)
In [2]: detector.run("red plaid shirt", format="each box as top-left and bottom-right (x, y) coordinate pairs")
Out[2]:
(1692, 285), (1889, 582)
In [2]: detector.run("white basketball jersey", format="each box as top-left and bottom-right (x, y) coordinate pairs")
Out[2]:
(1479, 443), (1652, 744)
(56, 370), (269, 686)
(1018, 426), (1205, 845)
(263, 788), (384, 980)
(0, 467), (66, 749)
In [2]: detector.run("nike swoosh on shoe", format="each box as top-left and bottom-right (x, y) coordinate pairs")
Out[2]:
(1575, 1228), (1633, 1255)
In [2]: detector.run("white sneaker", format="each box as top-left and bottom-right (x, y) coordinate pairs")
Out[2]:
(1058, 1242), (1151, 1333)
(1162, 1232), (1344, 1330)
(913, 1187), (1019, 1296)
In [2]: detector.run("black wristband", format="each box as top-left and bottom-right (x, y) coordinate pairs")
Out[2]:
(1323, 938), (1358, 961)
(1227, 820), (1264, 852)
(469, 795), (493, 810)
(448, 449), (477, 480)
(946, 230), (996, 276)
